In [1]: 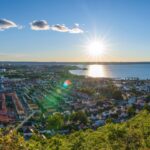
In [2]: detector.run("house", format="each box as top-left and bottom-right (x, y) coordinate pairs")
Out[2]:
(128, 97), (136, 106)
(93, 120), (105, 127)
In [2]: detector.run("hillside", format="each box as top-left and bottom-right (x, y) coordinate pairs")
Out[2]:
(0, 110), (150, 150)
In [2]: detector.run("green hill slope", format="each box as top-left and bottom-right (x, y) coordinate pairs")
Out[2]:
(0, 110), (150, 150)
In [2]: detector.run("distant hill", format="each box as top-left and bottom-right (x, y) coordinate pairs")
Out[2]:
(0, 110), (150, 150)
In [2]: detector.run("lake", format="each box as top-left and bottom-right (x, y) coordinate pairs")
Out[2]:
(69, 64), (150, 79)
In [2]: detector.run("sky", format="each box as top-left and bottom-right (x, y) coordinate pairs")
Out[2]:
(0, 0), (150, 62)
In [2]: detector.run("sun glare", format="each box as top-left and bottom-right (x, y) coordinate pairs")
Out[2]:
(87, 40), (106, 57)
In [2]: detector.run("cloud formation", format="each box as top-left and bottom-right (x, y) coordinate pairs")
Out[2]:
(0, 19), (17, 31)
(0, 19), (84, 33)
(30, 20), (50, 30)
(51, 24), (69, 32)
(51, 24), (83, 33)
(69, 24), (84, 34)
(30, 20), (84, 33)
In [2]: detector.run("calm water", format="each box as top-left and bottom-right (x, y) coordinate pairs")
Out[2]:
(69, 64), (150, 79)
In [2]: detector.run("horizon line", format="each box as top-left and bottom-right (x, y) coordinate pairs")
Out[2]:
(0, 61), (150, 64)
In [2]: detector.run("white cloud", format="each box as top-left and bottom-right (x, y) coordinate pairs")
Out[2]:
(0, 19), (84, 33)
(69, 27), (84, 34)
(0, 19), (17, 31)
(30, 20), (50, 30)
(69, 24), (84, 33)
(30, 20), (84, 34)
(50, 23), (84, 34)
(51, 24), (69, 32)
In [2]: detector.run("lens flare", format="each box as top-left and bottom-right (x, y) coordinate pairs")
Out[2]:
(63, 80), (72, 88)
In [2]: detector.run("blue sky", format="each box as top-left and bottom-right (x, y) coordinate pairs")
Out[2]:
(0, 0), (150, 62)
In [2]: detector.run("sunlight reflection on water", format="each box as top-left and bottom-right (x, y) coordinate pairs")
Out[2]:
(87, 65), (106, 77)
(69, 64), (150, 79)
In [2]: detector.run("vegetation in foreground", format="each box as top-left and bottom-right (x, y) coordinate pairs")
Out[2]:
(0, 110), (150, 150)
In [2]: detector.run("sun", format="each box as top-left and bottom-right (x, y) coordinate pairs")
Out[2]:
(87, 40), (106, 57)
(82, 35), (110, 60)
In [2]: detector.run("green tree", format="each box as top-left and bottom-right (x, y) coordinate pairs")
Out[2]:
(70, 111), (88, 125)
(127, 106), (136, 117)
(46, 112), (64, 130)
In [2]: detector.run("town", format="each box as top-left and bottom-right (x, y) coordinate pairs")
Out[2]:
(0, 63), (150, 139)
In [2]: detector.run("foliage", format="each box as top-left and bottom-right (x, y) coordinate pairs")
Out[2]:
(78, 88), (95, 95)
(0, 110), (150, 150)
(70, 111), (88, 125)
(127, 106), (136, 117)
(46, 112), (64, 130)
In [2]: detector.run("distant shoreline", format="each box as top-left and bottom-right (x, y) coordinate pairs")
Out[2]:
(0, 61), (150, 65)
